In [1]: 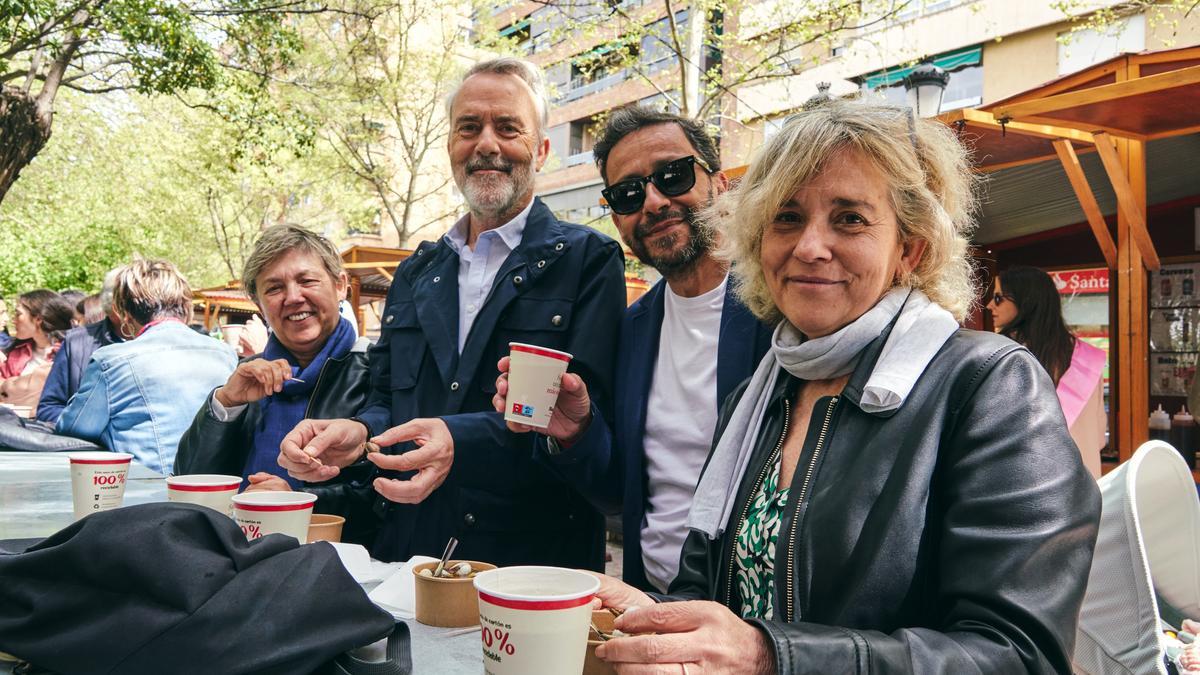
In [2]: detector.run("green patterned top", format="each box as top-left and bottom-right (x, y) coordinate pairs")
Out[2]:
(734, 456), (790, 620)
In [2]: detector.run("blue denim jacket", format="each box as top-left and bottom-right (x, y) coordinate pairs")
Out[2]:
(57, 321), (237, 474)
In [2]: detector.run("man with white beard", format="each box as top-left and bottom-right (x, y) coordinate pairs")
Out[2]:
(277, 58), (626, 569)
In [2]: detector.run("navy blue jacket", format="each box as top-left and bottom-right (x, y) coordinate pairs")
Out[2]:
(539, 278), (772, 590)
(356, 198), (626, 570)
(36, 320), (122, 424)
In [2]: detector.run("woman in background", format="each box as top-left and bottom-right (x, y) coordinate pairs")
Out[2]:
(56, 259), (237, 474)
(988, 265), (1106, 478)
(0, 290), (76, 412)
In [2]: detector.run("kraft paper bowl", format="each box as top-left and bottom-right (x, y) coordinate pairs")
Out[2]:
(306, 514), (345, 543)
(413, 560), (497, 627)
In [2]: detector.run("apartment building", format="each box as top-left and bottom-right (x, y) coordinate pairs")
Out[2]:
(477, 0), (1199, 229)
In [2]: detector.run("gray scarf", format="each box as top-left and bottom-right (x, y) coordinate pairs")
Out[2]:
(686, 287), (959, 539)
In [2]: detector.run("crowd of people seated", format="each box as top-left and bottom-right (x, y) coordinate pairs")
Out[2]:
(0, 56), (1137, 674)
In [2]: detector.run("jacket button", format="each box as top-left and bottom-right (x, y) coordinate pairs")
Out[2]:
(450, 381), (460, 391)
(433, 276), (441, 283)
(555, 242), (564, 251)
(463, 513), (476, 527)
(513, 275), (524, 285)
(385, 314), (394, 323)
(551, 315), (562, 326)
(536, 260), (546, 268)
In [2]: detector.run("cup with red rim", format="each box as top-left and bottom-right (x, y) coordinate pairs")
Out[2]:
(473, 566), (600, 674)
(167, 474), (242, 517)
(503, 342), (573, 430)
(231, 491), (317, 544)
(68, 452), (133, 520)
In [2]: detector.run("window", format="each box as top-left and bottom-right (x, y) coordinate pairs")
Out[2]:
(858, 45), (983, 114)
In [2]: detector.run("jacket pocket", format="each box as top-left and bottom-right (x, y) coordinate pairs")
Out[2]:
(377, 301), (422, 390)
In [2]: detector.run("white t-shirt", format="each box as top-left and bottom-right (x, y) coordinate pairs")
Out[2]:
(640, 276), (727, 592)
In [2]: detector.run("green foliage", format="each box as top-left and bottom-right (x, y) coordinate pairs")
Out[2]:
(0, 89), (372, 295)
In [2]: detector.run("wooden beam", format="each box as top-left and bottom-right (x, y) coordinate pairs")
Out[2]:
(1052, 139), (1118, 270)
(374, 266), (395, 282)
(350, 275), (364, 337)
(995, 64), (1200, 120)
(1093, 132), (1160, 271)
(952, 108), (1096, 144)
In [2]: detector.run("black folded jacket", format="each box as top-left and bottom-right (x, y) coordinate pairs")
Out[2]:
(0, 503), (395, 674)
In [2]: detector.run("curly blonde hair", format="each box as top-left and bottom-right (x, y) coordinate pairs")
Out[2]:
(714, 99), (979, 324)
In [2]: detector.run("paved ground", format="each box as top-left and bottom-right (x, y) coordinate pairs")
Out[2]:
(606, 537), (623, 578)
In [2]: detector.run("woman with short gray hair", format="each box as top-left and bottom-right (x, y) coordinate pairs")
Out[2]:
(586, 100), (1101, 674)
(176, 225), (374, 541)
(57, 259), (237, 474)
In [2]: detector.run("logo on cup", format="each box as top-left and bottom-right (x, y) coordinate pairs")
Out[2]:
(510, 403), (534, 417)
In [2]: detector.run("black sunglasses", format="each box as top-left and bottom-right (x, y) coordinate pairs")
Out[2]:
(602, 155), (712, 215)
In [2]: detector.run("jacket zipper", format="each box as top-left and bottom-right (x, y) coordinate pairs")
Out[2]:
(723, 399), (790, 607)
(785, 396), (838, 623)
(301, 356), (337, 419)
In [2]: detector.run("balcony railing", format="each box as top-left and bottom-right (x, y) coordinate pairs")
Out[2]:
(566, 150), (594, 167)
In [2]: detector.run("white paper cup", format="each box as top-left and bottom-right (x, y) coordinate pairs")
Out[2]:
(69, 452), (134, 520)
(221, 324), (243, 348)
(503, 343), (572, 429)
(167, 474), (242, 516)
(232, 491), (317, 543)
(473, 566), (600, 675)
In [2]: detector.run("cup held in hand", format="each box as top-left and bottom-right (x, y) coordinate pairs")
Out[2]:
(473, 566), (599, 675)
(503, 343), (572, 430)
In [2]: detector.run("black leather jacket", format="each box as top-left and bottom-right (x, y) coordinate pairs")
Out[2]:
(665, 329), (1101, 674)
(174, 339), (377, 543)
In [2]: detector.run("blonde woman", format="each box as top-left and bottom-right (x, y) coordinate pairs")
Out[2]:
(56, 260), (237, 474)
(531, 101), (1102, 673)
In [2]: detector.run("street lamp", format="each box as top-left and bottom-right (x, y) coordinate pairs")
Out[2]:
(902, 61), (949, 118)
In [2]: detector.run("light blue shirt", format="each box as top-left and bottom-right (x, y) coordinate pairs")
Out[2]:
(56, 321), (238, 475)
(443, 200), (533, 352)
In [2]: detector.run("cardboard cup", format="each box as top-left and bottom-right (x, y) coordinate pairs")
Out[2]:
(474, 566), (599, 675)
(412, 560), (498, 627)
(306, 514), (346, 543)
(69, 452), (133, 520)
(584, 610), (619, 675)
(166, 474), (242, 516)
(503, 343), (572, 429)
(232, 491), (317, 543)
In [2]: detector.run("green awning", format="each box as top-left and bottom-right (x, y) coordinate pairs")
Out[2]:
(499, 19), (530, 37)
(863, 45), (982, 90)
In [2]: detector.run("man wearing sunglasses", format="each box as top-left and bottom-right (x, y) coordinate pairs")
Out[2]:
(278, 58), (626, 571)
(495, 106), (772, 592)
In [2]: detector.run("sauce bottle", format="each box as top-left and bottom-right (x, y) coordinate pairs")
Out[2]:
(1173, 405), (1196, 469)
(1150, 404), (1172, 443)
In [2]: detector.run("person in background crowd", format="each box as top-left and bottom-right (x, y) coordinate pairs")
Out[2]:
(277, 57), (626, 569)
(77, 293), (104, 326)
(56, 259), (237, 474)
(988, 265), (1106, 478)
(579, 100), (1099, 674)
(494, 106), (772, 592)
(36, 271), (124, 424)
(176, 226), (373, 539)
(58, 289), (86, 326)
(0, 291), (76, 412)
(235, 314), (270, 357)
(0, 297), (12, 352)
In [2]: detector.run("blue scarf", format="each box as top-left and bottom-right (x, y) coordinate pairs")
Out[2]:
(241, 317), (357, 488)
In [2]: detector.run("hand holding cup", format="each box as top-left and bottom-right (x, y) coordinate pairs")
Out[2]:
(492, 355), (592, 445)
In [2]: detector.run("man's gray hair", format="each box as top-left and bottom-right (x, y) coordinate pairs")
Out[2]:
(242, 225), (345, 300)
(99, 268), (120, 314)
(445, 57), (550, 138)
